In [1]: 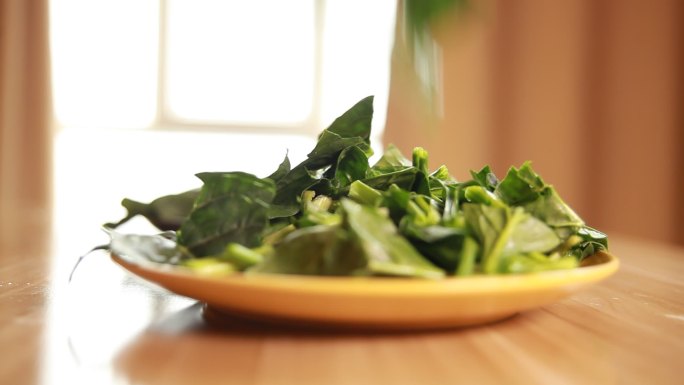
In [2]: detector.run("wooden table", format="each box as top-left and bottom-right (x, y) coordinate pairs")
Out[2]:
(1, 229), (683, 385)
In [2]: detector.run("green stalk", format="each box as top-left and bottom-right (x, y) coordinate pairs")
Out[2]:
(456, 236), (479, 276)
(349, 180), (383, 206)
(483, 208), (525, 274)
(220, 243), (265, 269)
(412, 147), (429, 175)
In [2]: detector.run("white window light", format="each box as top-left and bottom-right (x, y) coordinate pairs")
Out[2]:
(50, 0), (396, 136)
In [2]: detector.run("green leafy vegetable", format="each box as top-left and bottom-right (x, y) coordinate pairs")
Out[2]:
(266, 153), (291, 183)
(334, 145), (370, 188)
(370, 144), (411, 173)
(105, 189), (199, 231)
(269, 96), (375, 216)
(341, 199), (445, 279)
(470, 165), (498, 191)
(251, 225), (363, 276)
(104, 95), (609, 279)
(109, 231), (187, 265)
(177, 172), (275, 256)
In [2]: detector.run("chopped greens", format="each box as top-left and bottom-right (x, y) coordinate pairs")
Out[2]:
(107, 96), (608, 279)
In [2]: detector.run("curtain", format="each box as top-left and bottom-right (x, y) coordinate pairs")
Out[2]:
(385, 0), (684, 245)
(0, 0), (52, 257)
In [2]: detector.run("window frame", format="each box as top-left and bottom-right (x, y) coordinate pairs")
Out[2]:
(152, 0), (325, 136)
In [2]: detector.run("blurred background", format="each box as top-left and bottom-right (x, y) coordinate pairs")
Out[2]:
(0, 0), (682, 258)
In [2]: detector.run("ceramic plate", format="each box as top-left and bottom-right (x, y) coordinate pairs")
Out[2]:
(111, 252), (618, 330)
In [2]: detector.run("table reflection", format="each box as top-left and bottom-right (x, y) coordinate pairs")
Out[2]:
(40, 250), (195, 385)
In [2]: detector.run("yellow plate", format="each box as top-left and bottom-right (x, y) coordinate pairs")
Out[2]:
(111, 252), (618, 330)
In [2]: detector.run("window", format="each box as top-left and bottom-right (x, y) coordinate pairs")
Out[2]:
(50, 0), (397, 136)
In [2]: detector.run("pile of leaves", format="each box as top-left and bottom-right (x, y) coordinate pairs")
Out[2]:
(106, 96), (608, 279)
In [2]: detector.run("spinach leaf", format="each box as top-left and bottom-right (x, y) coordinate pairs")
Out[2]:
(333, 145), (370, 188)
(577, 226), (608, 248)
(266, 153), (291, 183)
(470, 165), (499, 191)
(567, 226), (609, 260)
(402, 222), (466, 272)
(503, 215), (561, 256)
(362, 167), (419, 192)
(495, 162), (546, 205)
(382, 184), (412, 225)
(104, 189), (199, 231)
(271, 97), (374, 214)
(495, 162), (584, 232)
(463, 203), (526, 274)
(272, 130), (363, 212)
(303, 130), (367, 170)
(370, 144), (411, 173)
(523, 187), (584, 229)
(109, 231), (186, 265)
(250, 225), (365, 276)
(177, 172), (275, 256)
(270, 166), (319, 218)
(341, 199), (444, 279)
(325, 95), (374, 142)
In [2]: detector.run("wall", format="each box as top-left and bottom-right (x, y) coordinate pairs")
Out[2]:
(384, 0), (684, 245)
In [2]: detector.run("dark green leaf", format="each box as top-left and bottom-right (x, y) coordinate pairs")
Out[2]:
(272, 96), (374, 211)
(304, 131), (366, 170)
(495, 162), (583, 231)
(523, 187), (584, 228)
(271, 166), (318, 217)
(495, 161), (546, 205)
(341, 199), (444, 279)
(470, 165), (498, 191)
(382, 184), (412, 225)
(250, 225), (365, 276)
(370, 144), (411, 173)
(178, 172), (275, 256)
(104, 189), (199, 231)
(325, 95), (374, 142)
(402, 222), (466, 272)
(362, 167), (419, 192)
(266, 153), (291, 183)
(334, 145), (370, 187)
(567, 226), (609, 260)
(577, 226), (608, 248)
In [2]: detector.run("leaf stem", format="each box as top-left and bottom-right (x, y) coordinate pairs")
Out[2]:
(483, 208), (525, 274)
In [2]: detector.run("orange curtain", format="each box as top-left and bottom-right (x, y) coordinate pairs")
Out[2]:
(385, 0), (684, 245)
(0, 0), (53, 256)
